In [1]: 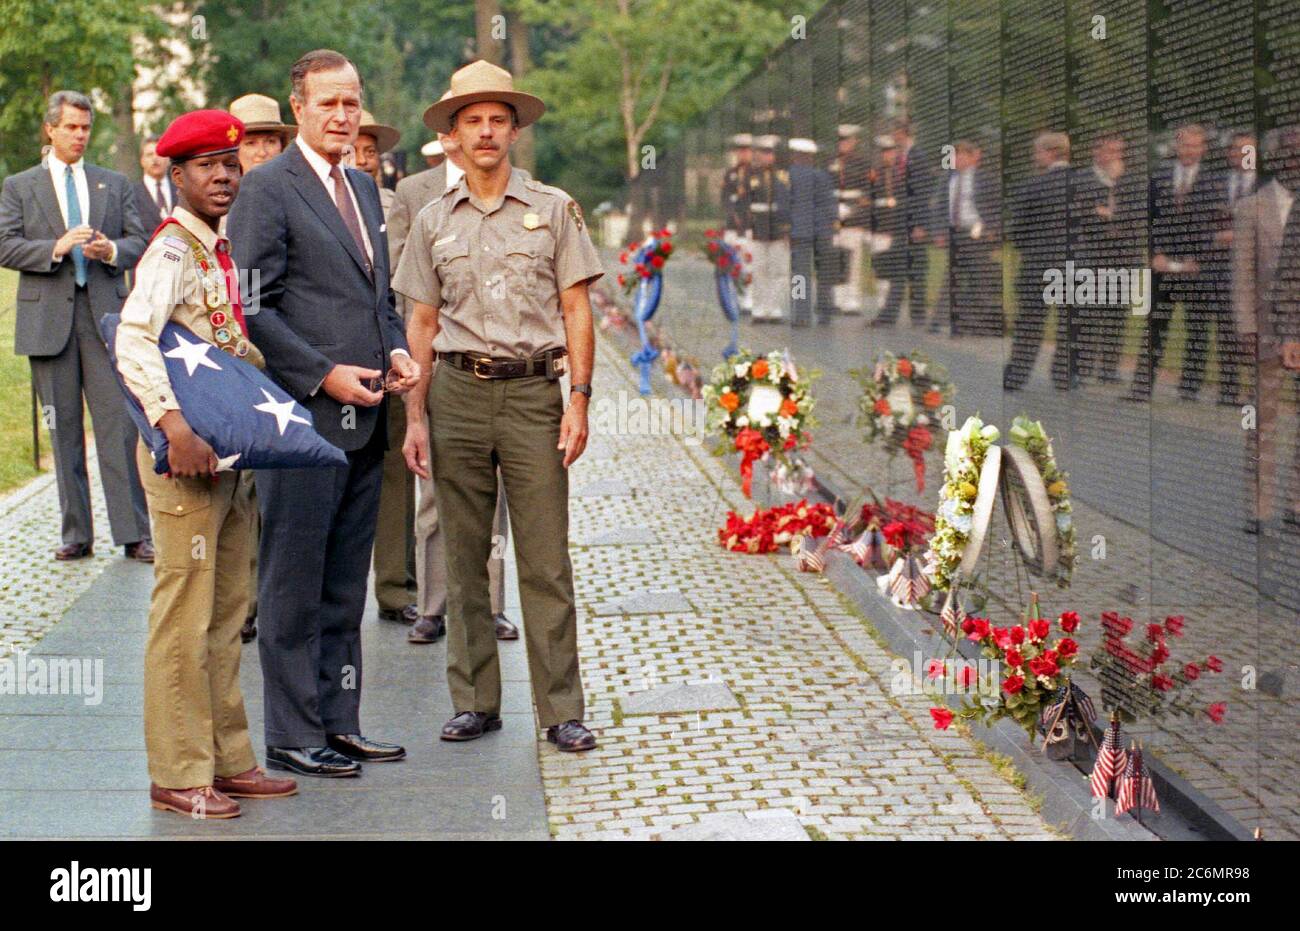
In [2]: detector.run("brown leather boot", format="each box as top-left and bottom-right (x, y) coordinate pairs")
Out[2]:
(149, 784), (241, 819)
(214, 766), (298, 799)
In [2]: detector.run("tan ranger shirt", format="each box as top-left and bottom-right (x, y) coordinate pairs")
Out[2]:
(116, 206), (264, 427)
(392, 167), (603, 358)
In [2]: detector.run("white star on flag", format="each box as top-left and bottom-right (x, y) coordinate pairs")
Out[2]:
(215, 452), (242, 472)
(253, 389), (309, 435)
(164, 332), (223, 376)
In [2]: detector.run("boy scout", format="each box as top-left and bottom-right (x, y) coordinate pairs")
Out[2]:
(394, 61), (603, 751)
(115, 110), (297, 818)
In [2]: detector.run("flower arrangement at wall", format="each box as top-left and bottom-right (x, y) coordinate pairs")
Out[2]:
(852, 351), (954, 493)
(616, 228), (674, 294)
(1007, 415), (1076, 588)
(703, 349), (817, 497)
(718, 500), (836, 554)
(931, 596), (1086, 744)
(924, 415), (1000, 592)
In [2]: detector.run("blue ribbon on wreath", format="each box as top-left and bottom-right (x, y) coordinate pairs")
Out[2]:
(713, 240), (743, 360)
(629, 238), (663, 396)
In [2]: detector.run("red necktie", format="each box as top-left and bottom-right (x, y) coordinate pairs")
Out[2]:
(213, 239), (247, 336)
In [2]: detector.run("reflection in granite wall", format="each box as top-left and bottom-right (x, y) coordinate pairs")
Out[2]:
(626, 0), (1300, 838)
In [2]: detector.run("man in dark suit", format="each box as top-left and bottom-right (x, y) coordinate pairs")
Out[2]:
(132, 135), (176, 232)
(786, 138), (838, 326)
(227, 49), (418, 778)
(931, 139), (1001, 336)
(1070, 131), (1135, 388)
(0, 90), (152, 561)
(1132, 124), (1226, 401)
(1003, 132), (1072, 390)
(872, 123), (934, 328)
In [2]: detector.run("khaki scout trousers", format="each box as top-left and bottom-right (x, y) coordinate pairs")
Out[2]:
(429, 362), (583, 726)
(137, 441), (258, 789)
(373, 394), (417, 612)
(415, 468), (507, 618)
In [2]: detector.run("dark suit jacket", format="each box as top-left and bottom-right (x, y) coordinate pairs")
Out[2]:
(0, 161), (146, 357)
(1150, 160), (1224, 265)
(787, 163), (836, 241)
(1009, 165), (1070, 274)
(132, 176), (177, 233)
(930, 168), (1000, 240)
(227, 140), (408, 451)
(1069, 165), (1141, 267)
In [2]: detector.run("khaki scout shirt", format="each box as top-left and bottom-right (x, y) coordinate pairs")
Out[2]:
(116, 206), (264, 427)
(392, 167), (603, 358)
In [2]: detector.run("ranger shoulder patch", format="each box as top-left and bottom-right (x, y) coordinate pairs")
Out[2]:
(566, 199), (584, 231)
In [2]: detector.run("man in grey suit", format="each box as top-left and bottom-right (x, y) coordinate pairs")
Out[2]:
(0, 90), (152, 561)
(228, 49), (418, 778)
(387, 121), (517, 646)
(1238, 127), (1300, 532)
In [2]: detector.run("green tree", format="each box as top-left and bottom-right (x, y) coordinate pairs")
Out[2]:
(0, 0), (163, 175)
(516, 0), (789, 206)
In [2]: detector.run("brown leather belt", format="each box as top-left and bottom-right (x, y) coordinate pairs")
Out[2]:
(438, 348), (566, 380)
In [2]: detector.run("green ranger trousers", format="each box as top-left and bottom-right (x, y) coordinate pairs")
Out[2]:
(429, 361), (584, 727)
(373, 394), (417, 611)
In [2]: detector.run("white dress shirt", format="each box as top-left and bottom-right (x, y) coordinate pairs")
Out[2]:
(947, 169), (981, 230)
(146, 175), (173, 215)
(445, 158), (465, 192)
(296, 141), (407, 380)
(298, 139), (375, 265)
(47, 152), (117, 266)
(1172, 160), (1199, 194)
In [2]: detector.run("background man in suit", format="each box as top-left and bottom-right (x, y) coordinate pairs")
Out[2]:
(1070, 131), (1133, 389)
(1236, 127), (1300, 532)
(133, 135), (175, 231)
(872, 122), (933, 328)
(786, 137), (837, 326)
(228, 49), (419, 778)
(387, 108), (516, 646)
(1003, 132), (1072, 390)
(931, 139), (1000, 336)
(0, 90), (152, 562)
(1133, 123), (1223, 400)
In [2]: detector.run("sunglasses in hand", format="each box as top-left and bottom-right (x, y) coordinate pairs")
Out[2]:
(363, 368), (406, 394)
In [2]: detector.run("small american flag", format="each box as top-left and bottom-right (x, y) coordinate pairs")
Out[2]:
(1090, 717), (1128, 799)
(940, 596), (965, 640)
(887, 554), (930, 606)
(1114, 743), (1159, 816)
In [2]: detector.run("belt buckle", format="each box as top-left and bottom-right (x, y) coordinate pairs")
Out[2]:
(472, 356), (494, 379)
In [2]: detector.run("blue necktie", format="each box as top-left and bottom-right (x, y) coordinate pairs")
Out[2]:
(65, 165), (87, 286)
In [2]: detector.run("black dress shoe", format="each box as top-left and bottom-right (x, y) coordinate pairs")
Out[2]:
(241, 613), (257, 644)
(409, 614), (445, 643)
(265, 745), (361, 777)
(440, 711), (502, 742)
(124, 540), (155, 563)
(378, 604), (419, 624)
(54, 543), (93, 561)
(494, 613), (519, 641)
(326, 733), (406, 762)
(546, 720), (597, 752)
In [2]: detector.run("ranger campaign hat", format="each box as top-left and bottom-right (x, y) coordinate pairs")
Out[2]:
(228, 94), (297, 146)
(156, 110), (245, 162)
(423, 60), (545, 134)
(358, 110), (401, 154)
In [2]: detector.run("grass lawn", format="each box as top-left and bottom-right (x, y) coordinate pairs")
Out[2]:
(0, 268), (53, 495)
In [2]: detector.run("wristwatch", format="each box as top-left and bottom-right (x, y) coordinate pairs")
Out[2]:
(570, 383), (592, 398)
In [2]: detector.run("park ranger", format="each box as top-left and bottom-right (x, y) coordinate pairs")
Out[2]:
(394, 60), (603, 751)
(114, 110), (297, 818)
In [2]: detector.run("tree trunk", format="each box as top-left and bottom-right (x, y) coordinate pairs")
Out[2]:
(111, 83), (137, 178)
(507, 9), (534, 175)
(475, 0), (504, 65)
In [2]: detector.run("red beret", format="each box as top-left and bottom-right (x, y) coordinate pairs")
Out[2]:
(156, 110), (245, 161)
